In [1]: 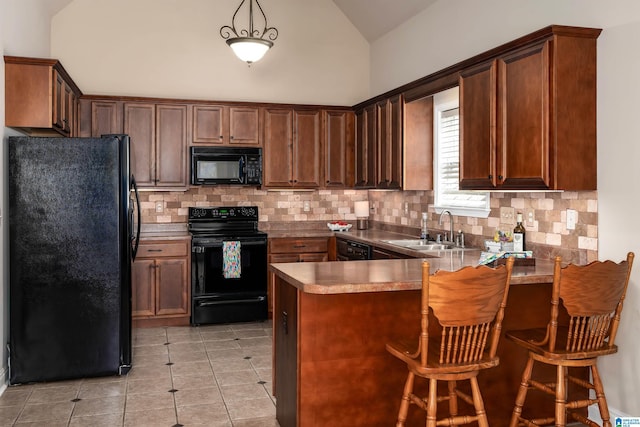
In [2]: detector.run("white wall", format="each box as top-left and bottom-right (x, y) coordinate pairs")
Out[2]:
(50, 0), (370, 105)
(1, 0), (57, 386)
(370, 0), (640, 417)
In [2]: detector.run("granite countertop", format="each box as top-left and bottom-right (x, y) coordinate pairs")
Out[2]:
(270, 257), (555, 295)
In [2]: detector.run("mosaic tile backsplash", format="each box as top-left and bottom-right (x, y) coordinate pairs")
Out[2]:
(140, 187), (597, 263)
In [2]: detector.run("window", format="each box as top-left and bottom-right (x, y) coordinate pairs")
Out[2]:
(433, 87), (490, 217)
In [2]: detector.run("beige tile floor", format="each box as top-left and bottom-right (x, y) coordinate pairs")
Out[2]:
(0, 321), (279, 426)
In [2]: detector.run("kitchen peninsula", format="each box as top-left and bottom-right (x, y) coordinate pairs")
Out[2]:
(270, 256), (578, 427)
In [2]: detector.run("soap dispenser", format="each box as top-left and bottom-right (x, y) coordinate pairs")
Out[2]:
(420, 212), (429, 240)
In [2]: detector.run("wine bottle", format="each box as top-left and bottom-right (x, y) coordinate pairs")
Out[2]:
(513, 213), (526, 252)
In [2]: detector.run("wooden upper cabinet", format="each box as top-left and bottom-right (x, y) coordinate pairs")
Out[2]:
(5, 56), (81, 136)
(292, 109), (322, 187)
(263, 108), (293, 187)
(192, 104), (260, 146)
(125, 103), (156, 187)
(78, 99), (124, 137)
(263, 108), (322, 188)
(459, 27), (600, 191)
(404, 96), (434, 190)
(459, 60), (497, 189)
(355, 97), (402, 190)
(324, 110), (355, 188)
(124, 102), (188, 189)
(377, 96), (403, 189)
(156, 104), (188, 188)
(355, 105), (377, 188)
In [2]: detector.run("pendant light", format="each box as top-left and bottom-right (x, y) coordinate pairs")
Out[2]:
(220, 0), (279, 64)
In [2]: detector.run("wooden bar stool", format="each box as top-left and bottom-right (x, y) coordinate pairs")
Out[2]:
(386, 258), (514, 427)
(507, 253), (634, 427)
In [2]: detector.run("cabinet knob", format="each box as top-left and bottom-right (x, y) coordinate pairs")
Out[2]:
(230, 135), (234, 139)
(498, 175), (504, 181)
(219, 135), (223, 139)
(488, 174), (493, 180)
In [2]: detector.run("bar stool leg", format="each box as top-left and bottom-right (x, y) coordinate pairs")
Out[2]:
(447, 381), (458, 417)
(396, 372), (415, 427)
(470, 376), (489, 427)
(591, 364), (612, 427)
(510, 355), (535, 427)
(556, 365), (567, 427)
(426, 378), (438, 427)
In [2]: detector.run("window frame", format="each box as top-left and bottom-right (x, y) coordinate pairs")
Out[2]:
(432, 87), (490, 218)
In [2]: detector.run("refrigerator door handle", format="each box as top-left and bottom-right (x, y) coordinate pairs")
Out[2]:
(131, 175), (141, 261)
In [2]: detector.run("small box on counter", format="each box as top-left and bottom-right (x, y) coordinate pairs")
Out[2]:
(479, 251), (535, 267)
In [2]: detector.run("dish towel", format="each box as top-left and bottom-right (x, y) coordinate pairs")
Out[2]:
(223, 241), (241, 279)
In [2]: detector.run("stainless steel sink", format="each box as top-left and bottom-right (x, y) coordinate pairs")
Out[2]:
(382, 239), (470, 252)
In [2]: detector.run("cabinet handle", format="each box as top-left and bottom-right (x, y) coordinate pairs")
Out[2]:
(282, 311), (288, 334)
(293, 245), (306, 249)
(148, 249), (163, 252)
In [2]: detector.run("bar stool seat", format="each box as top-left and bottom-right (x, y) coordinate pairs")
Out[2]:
(506, 253), (634, 427)
(386, 258), (514, 427)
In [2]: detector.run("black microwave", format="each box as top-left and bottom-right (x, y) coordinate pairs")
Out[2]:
(190, 147), (262, 185)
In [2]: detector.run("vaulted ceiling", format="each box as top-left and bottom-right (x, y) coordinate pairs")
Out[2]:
(331, 0), (437, 41)
(43, 0), (436, 43)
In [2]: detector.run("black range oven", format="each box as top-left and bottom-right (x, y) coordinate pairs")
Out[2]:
(189, 206), (268, 325)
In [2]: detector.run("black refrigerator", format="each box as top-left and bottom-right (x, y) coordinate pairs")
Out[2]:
(8, 135), (140, 384)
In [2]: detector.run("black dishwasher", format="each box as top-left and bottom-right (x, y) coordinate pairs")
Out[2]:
(336, 239), (371, 261)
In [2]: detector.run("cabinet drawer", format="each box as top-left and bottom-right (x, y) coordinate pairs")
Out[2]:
(269, 237), (329, 254)
(137, 241), (189, 258)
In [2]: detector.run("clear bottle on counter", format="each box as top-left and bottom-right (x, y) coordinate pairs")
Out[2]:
(420, 212), (429, 240)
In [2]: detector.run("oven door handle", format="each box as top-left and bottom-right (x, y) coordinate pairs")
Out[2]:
(192, 240), (266, 251)
(197, 296), (266, 306)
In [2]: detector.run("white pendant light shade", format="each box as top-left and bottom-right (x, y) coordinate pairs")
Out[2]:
(227, 37), (272, 63)
(220, 0), (278, 64)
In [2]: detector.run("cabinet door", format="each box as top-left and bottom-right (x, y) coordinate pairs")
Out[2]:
(263, 108), (293, 187)
(378, 95), (402, 189)
(355, 105), (377, 188)
(274, 279), (298, 427)
(156, 104), (188, 188)
(132, 259), (156, 317)
(404, 96), (434, 190)
(52, 71), (67, 134)
(230, 106), (260, 145)
(293, 109), (321, 188)
(192, 104), (227, 144)
(324, 110), (355, 188)
(63, 83), (76, 135)
(155, 258), (189, 316)
(498, 42), (551, 189)
(124, 103), (156, 187)
(92, 100), (124, 137)
(459, 60), (497, 190)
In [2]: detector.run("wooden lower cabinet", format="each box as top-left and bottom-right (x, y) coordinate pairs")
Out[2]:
(272, 278), (588, 427)
(267, 237), (330, 317)
(132, 238), (191, 327)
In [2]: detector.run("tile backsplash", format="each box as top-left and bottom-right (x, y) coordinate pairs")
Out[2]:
(140, 187), (597, 263)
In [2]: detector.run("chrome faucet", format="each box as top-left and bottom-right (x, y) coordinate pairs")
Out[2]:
(438, 210), (454, 243)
